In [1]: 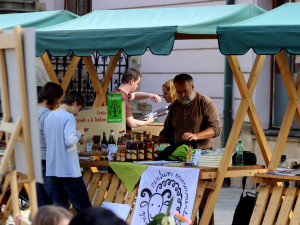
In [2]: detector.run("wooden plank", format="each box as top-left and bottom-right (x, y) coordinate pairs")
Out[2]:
(40, 53), (60, 85)
(0, 33), (16, 49)
(93, 173), (112, 206)
(82, 171), (93, 187)
(0, 175), (25, 224)
(114, 182), (127, 204)
(200, 168), (267, 179)
(102, 51), (122, 92)
(126, 184), (139, 224)
(191, 181), (207, 223)
(249, 185), (271, 225)
(82, 56), (106, 107)
(262, 186), (283, 225)
(0, 122), (17, 134)
(0, 45), (11, 127)
(276, 187), (297, 225)
(14, 25), (38, 218)
(87, 172), (102, 202)
(124, 182), (139, 205)
(61, 56), (81, 91)
(105, 174), (121, 202)
(199, 100), (249, 225)
(10, 169), (20, 218)
(0, 118), (22, 174)
(269, 50), (300, 168)
(290, 190), (300, 225)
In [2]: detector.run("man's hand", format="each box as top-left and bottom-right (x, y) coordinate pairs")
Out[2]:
(150, 94), (161, 103)
(182, 132), (198, 141)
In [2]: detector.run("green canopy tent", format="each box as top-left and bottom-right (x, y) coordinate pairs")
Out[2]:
(217, 3), (300, 55)
(36, 4), (265, 57)
(216, 3), (300, 224)
(0, 10), (79, 30)
(216, 2), (300, 169)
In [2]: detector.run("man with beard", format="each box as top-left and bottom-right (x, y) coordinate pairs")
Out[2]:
(157, 73), (221, 149)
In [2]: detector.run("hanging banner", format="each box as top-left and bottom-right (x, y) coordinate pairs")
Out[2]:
(131, 166), (200, 225)
(107, 93), (122, 123)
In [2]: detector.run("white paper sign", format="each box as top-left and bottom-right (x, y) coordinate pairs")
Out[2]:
(101, 202), (131, 221)
(131, 166), (200, 225)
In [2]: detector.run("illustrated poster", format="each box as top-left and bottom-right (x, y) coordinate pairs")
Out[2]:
(131, 166), (200, 225)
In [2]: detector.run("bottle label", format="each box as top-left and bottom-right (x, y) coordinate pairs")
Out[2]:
(126, 150), (132, 161)
(131, 151), (137, 160)
(146, 148), (153, 160)
(138, 150), (145, 160)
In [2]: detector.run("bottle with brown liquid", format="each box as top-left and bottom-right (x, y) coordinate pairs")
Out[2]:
(138, 134), (145, 161)
(126, 133), (132, 162)
(131, 134), (138, 161)
(146, 131), (154, 160)
(109, 130), (116, 145)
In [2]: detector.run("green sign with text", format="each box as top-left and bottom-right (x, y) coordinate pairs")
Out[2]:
(107, 94), (122, 123)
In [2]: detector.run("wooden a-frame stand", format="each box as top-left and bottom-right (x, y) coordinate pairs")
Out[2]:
(0, 26), (38, 222)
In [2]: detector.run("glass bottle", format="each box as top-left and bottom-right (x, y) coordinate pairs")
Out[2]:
(108, 130), (116, 145)
(101, 131), (108, 152)
(131, 134), (138, 161)
(236, 140), (244, 166)
(126, 134), (132, 162)
(146, 131), (154, 160)
(138, 134), (145, 161)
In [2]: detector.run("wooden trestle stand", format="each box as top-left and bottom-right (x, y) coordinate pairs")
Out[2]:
(0, 26), (37, 224)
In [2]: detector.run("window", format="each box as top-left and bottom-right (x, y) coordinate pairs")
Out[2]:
(64, 0), (91, 16)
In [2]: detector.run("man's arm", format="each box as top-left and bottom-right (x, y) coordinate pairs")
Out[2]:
(126, 116), (154, 128)
(182, 127), (215, 141)
(131, 92), (161, 102)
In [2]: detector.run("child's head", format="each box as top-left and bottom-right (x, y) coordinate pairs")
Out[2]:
(69, 207), (127, 225)
(38, 82), (63, 109)
(61, 91), (86, 115)
(32, 205), (73, 225)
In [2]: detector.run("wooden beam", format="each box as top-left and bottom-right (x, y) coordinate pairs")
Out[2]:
(14, 26), (38, 218)
(61, 56), (81, 91)
(40, 52), (60, 85)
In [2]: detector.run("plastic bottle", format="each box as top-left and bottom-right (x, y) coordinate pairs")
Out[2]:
(236, 140), (244, 166)
(186, 145), (193, 163)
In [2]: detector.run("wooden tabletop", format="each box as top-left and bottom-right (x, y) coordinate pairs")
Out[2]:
(79, 160), (266, 179)
(253, 172), (300, 183)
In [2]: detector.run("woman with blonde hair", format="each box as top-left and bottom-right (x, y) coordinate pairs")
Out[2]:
(162, 79), (178, 103)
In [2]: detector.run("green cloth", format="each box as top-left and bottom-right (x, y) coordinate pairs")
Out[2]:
(109, 162), (148, 193)
(168, 144), (196, 161)
(0, 10), (78, 30)
(35, 4), (264, 56)
(218, 3), (300, 55)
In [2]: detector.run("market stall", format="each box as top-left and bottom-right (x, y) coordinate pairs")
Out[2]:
(217, 3), (300, 224)
(33, 4), (268, 225)
(0, 4), (269, 225)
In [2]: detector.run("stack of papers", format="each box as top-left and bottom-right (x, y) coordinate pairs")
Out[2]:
(267, 167), (300, 176)
(197, 155), (231, 167)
